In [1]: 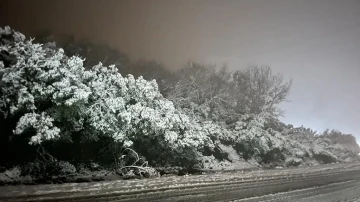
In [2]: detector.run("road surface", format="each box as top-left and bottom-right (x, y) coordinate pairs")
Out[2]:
(0, 163), (360, 202)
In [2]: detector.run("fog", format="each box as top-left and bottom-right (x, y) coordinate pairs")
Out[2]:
(1, 0), (360, 140)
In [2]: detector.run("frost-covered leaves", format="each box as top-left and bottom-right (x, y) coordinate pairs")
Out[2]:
(0, 28), (92, 144)
(322, 129), (360, 155)
(280, 126), (359, 164)
(1, 26), (357, 170)
(14, 112), (60, 144)
(0, 27), (209, 155)
(233, 113), (283, 158)
(85, 65), (211, 149)
(230, 113), (312, 165)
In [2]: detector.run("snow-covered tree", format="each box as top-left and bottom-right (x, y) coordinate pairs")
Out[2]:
(166, 62), (237, 124)
(232, 65), (292, 117)
(1, 26), (358, 173)
(0, 26), (212, 167)
(229, 112), (313, 166)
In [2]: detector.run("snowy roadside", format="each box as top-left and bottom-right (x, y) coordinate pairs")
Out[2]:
(0, 162), (359, 199)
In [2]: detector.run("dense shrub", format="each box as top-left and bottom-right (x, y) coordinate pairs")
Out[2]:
(1, 26), (359, 181)
(0, 26), (211, 171)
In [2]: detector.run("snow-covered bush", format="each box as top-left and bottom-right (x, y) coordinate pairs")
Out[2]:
(0, 26), (211, 168)
(321, 129), (360, 161)
(281, 127), (357, 164)
(285, 157), (303, 167)
(229, 113), (314, 166)
(1, 26), (358, 175)
(56, 161), (77, 175)
(232, 113), (285, 162)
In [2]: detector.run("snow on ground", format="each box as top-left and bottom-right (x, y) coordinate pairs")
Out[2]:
(0, 162), (359, 199)
(200, 144), (260, 171)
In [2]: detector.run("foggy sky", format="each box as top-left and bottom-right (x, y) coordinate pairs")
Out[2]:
(1, 0), (360, 140)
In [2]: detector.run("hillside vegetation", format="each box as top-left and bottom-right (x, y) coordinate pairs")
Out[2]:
(0, 27), (359, 184)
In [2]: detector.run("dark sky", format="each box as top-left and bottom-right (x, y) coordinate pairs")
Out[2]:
(1, 0), (360, 140)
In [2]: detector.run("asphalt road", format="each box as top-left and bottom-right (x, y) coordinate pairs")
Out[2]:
(1, 163), (360, 202)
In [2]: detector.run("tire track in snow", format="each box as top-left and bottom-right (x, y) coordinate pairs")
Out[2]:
(0, 163), (360, 202)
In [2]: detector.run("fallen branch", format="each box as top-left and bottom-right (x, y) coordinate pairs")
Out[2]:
(117, 148), (159, 178)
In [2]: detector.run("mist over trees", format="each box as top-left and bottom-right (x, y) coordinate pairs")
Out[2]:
(0, 27), (359, 183)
